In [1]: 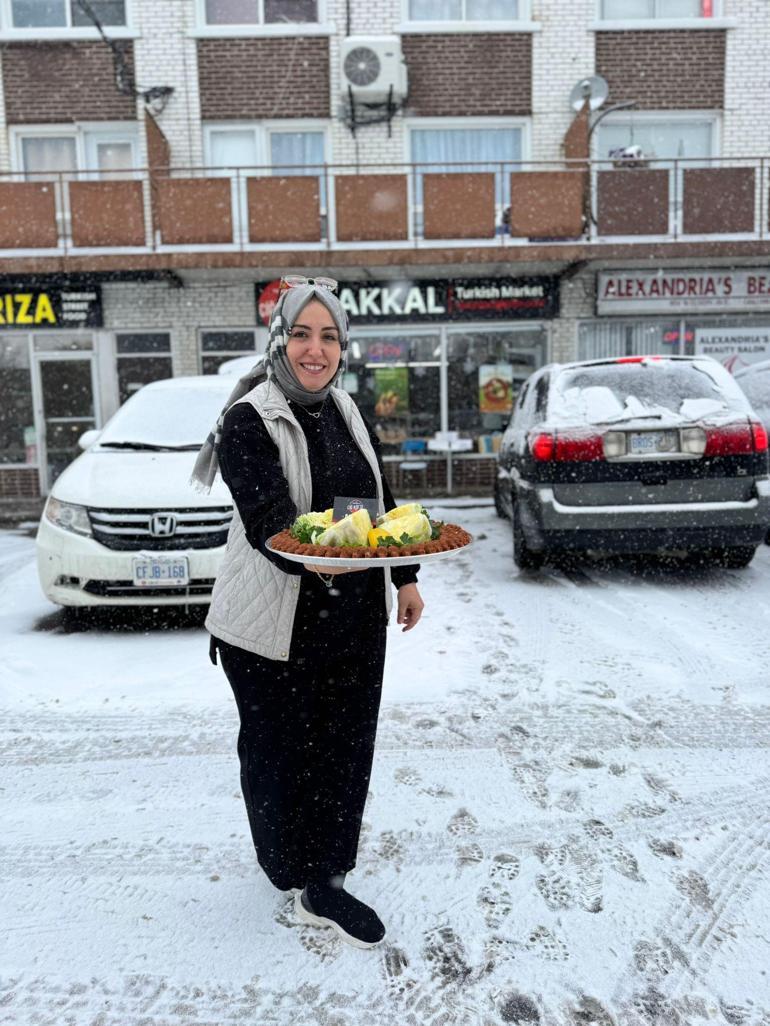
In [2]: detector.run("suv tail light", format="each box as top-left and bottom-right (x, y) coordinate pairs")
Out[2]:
(751, 418), (769, 452)
(530, 431), (604, 462)
(704, 420), (766, 456)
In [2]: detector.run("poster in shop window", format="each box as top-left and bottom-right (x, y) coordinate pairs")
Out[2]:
(694, 327), (770, 373)
(478, 364), (514, 414)
(374, 367), (409, 418)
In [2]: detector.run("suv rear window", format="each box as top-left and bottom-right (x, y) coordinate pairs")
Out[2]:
(552, 359), (750, 425)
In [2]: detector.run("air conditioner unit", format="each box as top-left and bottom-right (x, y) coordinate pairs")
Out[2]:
(340, 36), (408, 103)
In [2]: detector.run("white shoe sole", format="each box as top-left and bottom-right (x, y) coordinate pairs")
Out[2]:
(293, 891), (383, 950)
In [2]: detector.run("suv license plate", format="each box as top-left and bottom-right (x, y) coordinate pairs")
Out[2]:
(628, 430), (679, 456)
(132, 556), (189, 587)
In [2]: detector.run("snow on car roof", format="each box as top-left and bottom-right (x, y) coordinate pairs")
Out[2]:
(97, 376), (234, 448)
(547, 355), (750, 428)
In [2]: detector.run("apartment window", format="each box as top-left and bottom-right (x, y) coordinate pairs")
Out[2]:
(203, 0), (317, 25)
(595, 116), (715, 162)
(600, 0), (715, 19)
(409, 0), (519, 20)
(116, 333), (173, 404)
(207, 124), (326, 173)
(409, 122), (524, 231)
(15, 125), (138, 178)
(200, 329), (259, 374)
(206, 123), (327, 237)
(8, 0), (126, 28)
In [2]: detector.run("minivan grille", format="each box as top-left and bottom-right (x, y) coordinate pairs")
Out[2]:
(88, 507), (233, 551)
(83, 578), (216, 598)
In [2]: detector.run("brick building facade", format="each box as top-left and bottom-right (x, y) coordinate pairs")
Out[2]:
(1, 0), (769, 500)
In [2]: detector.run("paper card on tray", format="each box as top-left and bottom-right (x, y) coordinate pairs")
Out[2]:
(332, 496), (380, 522)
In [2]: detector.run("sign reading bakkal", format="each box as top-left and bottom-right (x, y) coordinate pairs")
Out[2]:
(0, 286), (102, 328)
(256, 276), (559, 325)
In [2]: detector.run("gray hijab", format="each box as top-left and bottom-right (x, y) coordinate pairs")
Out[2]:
(264, 284), (349, 405)
(190, 284), (349, 492)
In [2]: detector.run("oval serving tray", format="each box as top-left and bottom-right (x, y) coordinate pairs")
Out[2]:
(266, 534), (472, 569)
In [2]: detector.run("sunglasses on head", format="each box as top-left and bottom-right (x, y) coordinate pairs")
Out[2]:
(280, 275), (338, 294)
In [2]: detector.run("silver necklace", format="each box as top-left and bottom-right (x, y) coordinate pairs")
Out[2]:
(304, 404), (325, 419)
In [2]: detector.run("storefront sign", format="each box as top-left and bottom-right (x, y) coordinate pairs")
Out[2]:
(597, 270), (770, 315)
(256, 276), (559, 326)
(0, 286), (102, 328)
(695, 326), (770, 372)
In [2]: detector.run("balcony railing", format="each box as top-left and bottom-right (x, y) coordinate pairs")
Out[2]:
(0, 157), (768, 256)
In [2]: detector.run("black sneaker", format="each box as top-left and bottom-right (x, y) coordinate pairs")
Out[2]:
(295, 886), (386, 949)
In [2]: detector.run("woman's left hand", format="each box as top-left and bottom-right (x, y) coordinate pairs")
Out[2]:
(397, 583), (424, 632)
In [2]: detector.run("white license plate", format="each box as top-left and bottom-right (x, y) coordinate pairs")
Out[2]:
(628, 430), (679, 456)
(132, 556), (189, 587)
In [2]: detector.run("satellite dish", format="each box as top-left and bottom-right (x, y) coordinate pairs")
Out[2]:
(569, 75), (609, 112)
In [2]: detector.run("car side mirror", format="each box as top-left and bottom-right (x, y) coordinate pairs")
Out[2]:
(78, 429), (102, 451)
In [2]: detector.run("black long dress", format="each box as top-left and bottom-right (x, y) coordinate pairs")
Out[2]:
(211, 396), (419, 891)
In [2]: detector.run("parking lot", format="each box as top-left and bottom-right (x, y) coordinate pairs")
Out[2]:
(1, 503), (769, 1026)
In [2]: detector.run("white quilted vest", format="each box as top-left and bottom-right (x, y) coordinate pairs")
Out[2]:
(205, 378), (393, 661)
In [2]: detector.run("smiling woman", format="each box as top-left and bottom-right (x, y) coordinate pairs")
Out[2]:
(199, 278), (425, 950)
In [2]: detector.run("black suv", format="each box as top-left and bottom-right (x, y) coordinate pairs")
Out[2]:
(494, 356), (770, 569)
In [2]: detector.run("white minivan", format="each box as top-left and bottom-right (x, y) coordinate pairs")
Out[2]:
(36, 375), (237, 609)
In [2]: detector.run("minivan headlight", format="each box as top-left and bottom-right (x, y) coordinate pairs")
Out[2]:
(45, 497), (92, 537)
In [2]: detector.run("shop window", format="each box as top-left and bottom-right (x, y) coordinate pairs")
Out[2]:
(578, 321), (683, 360)
(344, 334), (441, 453)
(408, 0), (523, 21)
(8, 0), (126, 28)
(200, 329), (259, 374)
(203, 0), (318, 25)
(116, 333), (173, 404)
(0, 336), (35, 465)
(446, 329), (544, 449)
(600, 0), (714, 19)
(409, 122), (525, 235)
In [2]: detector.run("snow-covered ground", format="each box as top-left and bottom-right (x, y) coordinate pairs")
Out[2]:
(1, 504), (769, 1025)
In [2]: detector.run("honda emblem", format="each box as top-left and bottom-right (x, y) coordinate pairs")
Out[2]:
(150, 513), (177, 537)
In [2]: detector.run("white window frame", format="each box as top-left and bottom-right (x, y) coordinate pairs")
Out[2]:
(10, 122), (140, 178)
(199, 327), (261, 374)
(399, 0), (539, 34)
(405, 115), (531, 238)
(192, 0), (333, 37)
(593, 0), (735, 31)
(591, 111), (723, 238)
(0, 0), (136, 40)
(204, 120), (330, 243)
(591, 110), (721, 164)
(10, 122), (140, 245)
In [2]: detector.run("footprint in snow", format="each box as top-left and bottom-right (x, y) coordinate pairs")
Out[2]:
(535, 872), (575, 911)
(422, 925), (473, 985)
(489, 853), (520, 883)
(447, 807), (479, 837)
(477, 885), (514, 929)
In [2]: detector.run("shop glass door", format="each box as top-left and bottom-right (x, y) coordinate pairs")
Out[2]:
(34, 351), (97, 491)
(446, 327), (546, 449)
(344, 332), (442, 454)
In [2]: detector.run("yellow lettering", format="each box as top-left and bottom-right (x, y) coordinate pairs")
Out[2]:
(5, 294), (13, 324)
(35, 293), (56, 325)
(16, 293), (34, 325)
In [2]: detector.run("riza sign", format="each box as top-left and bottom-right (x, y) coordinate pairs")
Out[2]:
(695, 326), (770, 372)
(0, 286), (102, 328)
(597, 270), (770, 315)
(256, 277), (559, 325)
